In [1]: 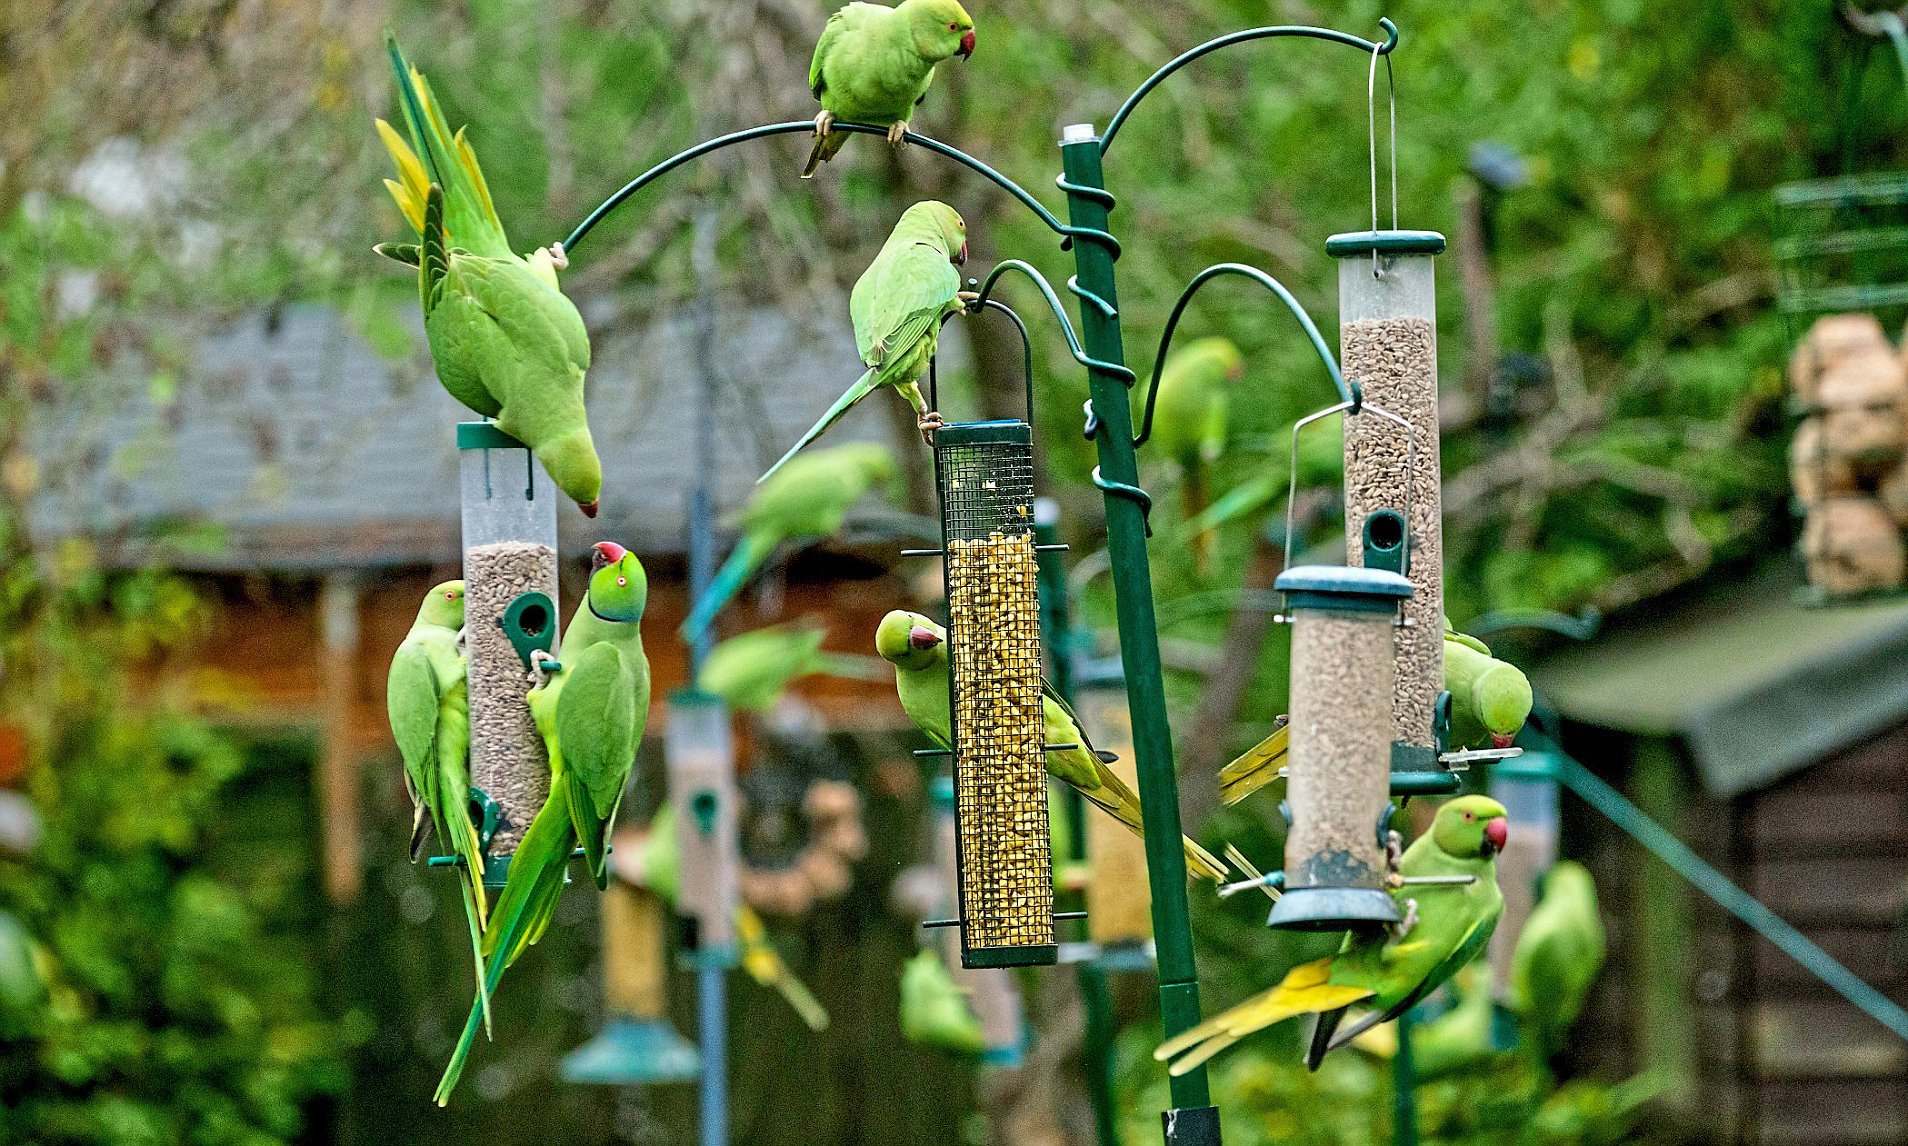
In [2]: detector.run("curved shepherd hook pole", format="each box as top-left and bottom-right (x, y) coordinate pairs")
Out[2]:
(1098, 18), (1399, 157)
(1134, 262), (1353, 451)
(561, 122), (1072, 255)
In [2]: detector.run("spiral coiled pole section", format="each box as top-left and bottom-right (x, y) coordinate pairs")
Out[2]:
(1057, 125), (1218, 1145)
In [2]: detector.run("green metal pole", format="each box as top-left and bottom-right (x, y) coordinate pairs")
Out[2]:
(1058, 124), (1221, 1145)
(1392, 1010), (1418, 1146)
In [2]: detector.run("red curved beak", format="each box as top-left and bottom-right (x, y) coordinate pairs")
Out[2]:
(1490, 731), (1516, 749)
(592, 541), (628, 570)
(955, 242), (968, 266)
(908, 625), (943, 650)
(959, 30), (975, 59)
(579, 499), (599, 519)
(1484, 817), (1509, 853)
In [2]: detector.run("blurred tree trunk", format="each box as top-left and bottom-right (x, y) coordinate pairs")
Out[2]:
(977, 972), (1094, 1146)
(1178, 526), (1283, 827)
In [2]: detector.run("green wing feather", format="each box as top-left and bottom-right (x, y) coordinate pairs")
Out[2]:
(554, 642), (642, 887)
(387, 641), (441, 810)
(809, 7), (848, 97)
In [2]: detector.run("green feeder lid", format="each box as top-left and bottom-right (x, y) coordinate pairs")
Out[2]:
(934, 419), (1032, 448)
(559, 1017), (701, 1086)
(456, 421), (530, 450)
(1275, 564), (1412, 613)
(1325, 229), (1447, 257)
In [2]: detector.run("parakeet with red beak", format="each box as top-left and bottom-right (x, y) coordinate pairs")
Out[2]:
(804, 0), (976, 178)
(875, 610), (1229, 882)
(1149, 337), (1244, 572)
(434, 542), (650, 1105)
(1156, 795), (1507, 1075)
(1443, 625), (1533, 750)
(375, 37), (603, 518)
(759, 202), (970, 483)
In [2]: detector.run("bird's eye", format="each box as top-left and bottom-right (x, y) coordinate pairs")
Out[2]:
(616, 576), (627, 587)
(1463, 811), (1474, 821)
(948, 21), (958, 30)
(444, 592), (455, 600)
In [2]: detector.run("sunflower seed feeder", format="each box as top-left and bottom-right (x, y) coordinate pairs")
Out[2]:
(1267, 563), (1413, 931)
(559, 879), (702, 1086)
(667, 689), (739, 952)
(458, 422), (560, 880)
(934, 420), (1058, 968)
(1330, 231), (1450, 779)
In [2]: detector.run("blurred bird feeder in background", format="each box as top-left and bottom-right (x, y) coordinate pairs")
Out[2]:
(1485, 743), (1561, 1023)
(666, 690), (740, 955)
(458, 422), (561, 881)
(560, 877), (702, 1086)
(1267, 540), (1413, 931)
(918, 392), (1062, 968)
(1328, 230), (1452, 787)
(1072, 674), (1155, 962)
(928, 775), (1027, 1065)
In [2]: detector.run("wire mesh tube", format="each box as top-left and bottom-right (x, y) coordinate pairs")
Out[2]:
(1332, 232), (1445, 759)
(936, 420), (1057, 967)
(459, 423), (560, 857)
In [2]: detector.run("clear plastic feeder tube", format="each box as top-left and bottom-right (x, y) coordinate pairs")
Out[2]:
(1267, 565), (1413, 931)
(1330, 230), (1447, 762)
(666, 690), (738, 951)
(458, 422), (561, 858)
(1486, 757), (1560, 999)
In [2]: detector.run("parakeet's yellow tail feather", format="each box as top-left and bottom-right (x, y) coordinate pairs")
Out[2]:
(1218, 719), (1289, 807)
(1074, 755), (1229, 882)
(1154, 957), (1372, 1074)
(1183, 837), (1229, 884)
(737, 905), (831, 1031)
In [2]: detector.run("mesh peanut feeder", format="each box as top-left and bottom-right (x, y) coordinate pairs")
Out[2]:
(666, 689), (739, 951)
(1328, 230), (1448, 775)
(458, 422), (560, 881)
(930, 418), (1059, 969)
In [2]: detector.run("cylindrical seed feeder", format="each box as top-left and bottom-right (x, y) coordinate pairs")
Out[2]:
(559, 879), (702, 1086)
(1485, 749), (1559, 1019)
(1072, 678), (1153, 954)
(935, 419), (1057, 969)
(459, 422), (560, 877)
(666, 689), (739, 952)
(1329, 231), (1447, 770)
(1267, 564), (1413, 931)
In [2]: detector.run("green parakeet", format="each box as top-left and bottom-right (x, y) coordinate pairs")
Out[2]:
(899, 948), (986, 1055)
(876, 610), (1229, 883)
(682, 442), (897, 642)
(435, 542), (650, 1105)
(1149, 337), (1243, 571)
(1182, 414), (1343, 537)
(1155, 795), (1507, 1075)
(637, 805), (831, 1032)
(696, 620), (888, 712)
(758, 202), (969, 482)
(1510, 860), (1605, 1055)
(0, 910), (46, 1039)
(803, 0), (976, 178)
(387, 579), (491, 1030)
(376, 38), (604, 517)
(1443, 624), (1534, 749)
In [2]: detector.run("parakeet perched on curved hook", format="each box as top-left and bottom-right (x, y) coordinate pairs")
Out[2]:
(1156, 796), (1506, 1075)
(804, 0), (976, 178)
(434, 543), (650, 1105)
(758, 202), (970, 483)
(386, 579), (490, 1031)
(375, 37), (603, 518)
(876, 610), (1230, 883)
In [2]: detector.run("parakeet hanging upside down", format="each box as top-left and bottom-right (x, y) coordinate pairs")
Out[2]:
(637, 805), (831, 1033)
(876, 610), (1230, 883)
(696, 620), (889, 712)
(899, 947), (986, 1055)
(1149, 337), (1243, 572)
(681, 442), (897, 643)
(1442, 623), (1534, 750)
(387, 580), (491, 1029)
(435, 543), (651, 1105)
(804, 0), (976, 178)
(1155, 795), (1506, 1075)
(759, 202), (970, 482)
(376, 37), (603, 517)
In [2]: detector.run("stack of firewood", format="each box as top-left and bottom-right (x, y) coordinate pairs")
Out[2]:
(1790, 313), (1908, 595)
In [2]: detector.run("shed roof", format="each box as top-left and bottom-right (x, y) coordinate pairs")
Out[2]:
(1533, 563), (1908, 797)
(29, 298), (919, 572)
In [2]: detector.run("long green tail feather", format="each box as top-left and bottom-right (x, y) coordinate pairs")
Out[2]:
(679, 532), (778, 644)
(421, 184), (448, 315)
(756, 368), (880, 485)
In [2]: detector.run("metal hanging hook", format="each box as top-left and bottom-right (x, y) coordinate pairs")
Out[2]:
(1282, 397), (1416, 575)
(1366, 38), (1399, 277)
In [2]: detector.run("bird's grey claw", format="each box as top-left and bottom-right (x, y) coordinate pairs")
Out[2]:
(814, 110), (835, 137)
(887, 122), (909, 146)
(1396, 898), (1419, 937)
(957, 290), (980, 304)
(918, 412), (945, 445)
(544, 242), (569, 271)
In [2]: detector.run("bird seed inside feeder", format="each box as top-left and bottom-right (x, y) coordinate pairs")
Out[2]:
(464, 539), (557, 854)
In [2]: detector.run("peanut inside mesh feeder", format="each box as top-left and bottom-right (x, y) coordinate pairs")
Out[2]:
(1328, 229), (1449, 779)
(932, 419), (1059, 969)
(1266, 563), (1413, 931)
(457, 421), (560, 885)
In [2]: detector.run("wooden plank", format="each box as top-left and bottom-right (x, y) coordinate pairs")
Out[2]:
(317, 573), (364, 905)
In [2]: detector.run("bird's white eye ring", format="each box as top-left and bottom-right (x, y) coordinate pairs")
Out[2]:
(616, 576), (627, 586)
(444, 592), (455, 600)
(949, 21), (958, 30)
